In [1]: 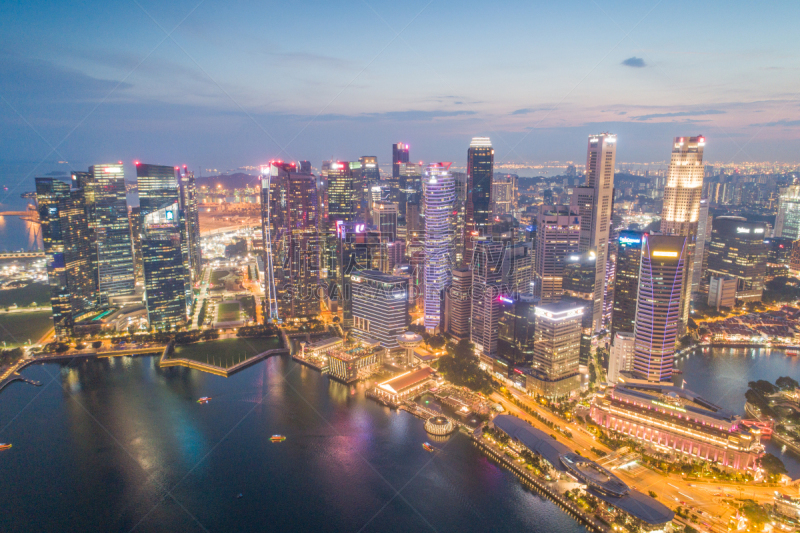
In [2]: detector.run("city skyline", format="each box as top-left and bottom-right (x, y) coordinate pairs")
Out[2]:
(2, 0), (800, 195)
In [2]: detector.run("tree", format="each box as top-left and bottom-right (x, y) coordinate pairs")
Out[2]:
(648, 490), (657, 499)
(776, 376), (799, 391)
(748, 380), (778, 395)
(758, 453), (787, 481)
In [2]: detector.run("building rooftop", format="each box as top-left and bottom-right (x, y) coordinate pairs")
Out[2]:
(378, 367), (435, 394)
(491, 415), (572, 471)
(352, 270), (409, 285)
(588, 487), (674, 526)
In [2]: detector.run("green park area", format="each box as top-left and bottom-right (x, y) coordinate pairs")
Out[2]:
(216, 302), (241, 323)
(0, 311), (53, 347)
(210, 270), (231, 287)
(172, 337), (281, 369)
(0, 282), (51, 309)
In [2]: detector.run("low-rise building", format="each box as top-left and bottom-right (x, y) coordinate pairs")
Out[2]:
(326, 337), (382, 383)
(591, 383), (763, 470)
(373, 366), (435, 404)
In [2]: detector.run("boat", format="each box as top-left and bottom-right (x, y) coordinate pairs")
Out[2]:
(0, 443), (12, 451)
(787, 351), (798, 357)
(197, 397), (211, 404)
(422, 442), (435, 452)
(270, 435), (286, 442)
(236, 493), (243, 499)
(672, 369), (683, 374)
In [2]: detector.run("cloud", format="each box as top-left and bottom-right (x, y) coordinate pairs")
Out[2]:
(309, 109), (477, 122)
(511, 107), (555, 115)
(750, 119), (800, 127)
(633, 109), (725, 121)
(621, 57), (646, 68)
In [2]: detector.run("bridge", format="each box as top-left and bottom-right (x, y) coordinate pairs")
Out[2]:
(741, 419), (774, 438)
(0, 211), (39, 223)
(0, 251), (44, 259)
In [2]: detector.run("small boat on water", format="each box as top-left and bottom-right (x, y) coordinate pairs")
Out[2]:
(672, 369), (683, 374)
(0, 443), (12, 451)
(197, 397), (211, 404)
(786, 351), (798, 357)
(270, 435), (286, 442)
(422, 442), (435, 452)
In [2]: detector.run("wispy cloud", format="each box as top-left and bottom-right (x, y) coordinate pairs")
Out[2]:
(633, 109), (725, 121)
(749, 119), (800, 127)
(621, 57), (646, 68)
(308, 109), (477, 122)
(511, 107), (555, 115)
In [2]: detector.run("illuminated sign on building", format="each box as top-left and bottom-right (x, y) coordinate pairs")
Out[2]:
(619, 236), (642, 245)
(737, 227), (751, 234)
(652, 251), (678, 258)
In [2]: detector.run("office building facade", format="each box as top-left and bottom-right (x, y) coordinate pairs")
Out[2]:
(423, 163), (456, 332)
(534, 207), (580, 302)
(445, 267), (472, 340)
(632, 234), (687, 383)
(528, 300), (584, 398)
(706, 217), (768, 302)
(611, 230), (644, 337)
(351, 270), (409, 352)
(660, 136), (705, 330)
(471, 239), (503, 357)
(775, 184), (800, 240)
(464, 137), (493, 266)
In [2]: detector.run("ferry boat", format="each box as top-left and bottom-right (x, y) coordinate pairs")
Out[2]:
(422, 442), (435, 452)
(197, 397), (211, 404)
(672, 369), (683, 374)
(270, 435), (286, 442)
(0, 443), (12, 451)
(786, 351), (798, 357)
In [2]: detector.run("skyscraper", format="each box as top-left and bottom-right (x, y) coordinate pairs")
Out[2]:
(351, 270), (409, 352)
(562, 252), (596, 366)
(611, 230), (644, 337)
(775, 183), (800, 240)
(471, 238), (503, 357)
(464, 137), (493, 267)
(576, 133), (616, 332)
(359, 156), (380, 183)
(528, 300), (584, 398)
(129, 207), (144, 283)
(327, 161), (357, 224)
(136, 163), (190, 329)
(177, 166), (202, 282)
(497, 294), (536, 366)
(492, 173), (516, 220)
(632, 234), (687, 383)
(692, 198), (710, 299)
(423, 163), (456, 333)
(36, 178), (97, 337)
(534, 207), (580, 302)
(706, 217), (768, 302)
(86, 163), (135, 304)
(660, 135), (705, 331)
(392, 142), (409, 185)
(337, 222), (380, 327)
(445, 267), (471, 340)
(372, 201), (399, 273)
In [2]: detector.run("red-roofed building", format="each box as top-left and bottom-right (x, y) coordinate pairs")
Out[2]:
(374, 367), (435, 403)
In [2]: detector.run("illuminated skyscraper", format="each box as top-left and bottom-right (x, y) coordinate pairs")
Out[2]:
(632, 234), (686, 383)
(465, 137), (493, 266)
(575, 133), (616, 332)
(445, 267), (471, 340)
(86, 163), (135, 304)
(534, 207), (580, 302)
(471, 238), (503, 357)
(660, 135), (705, 330)
(775, 184), (800, 240)
(372, 201), (399, 273)
(706, 217), (768, 302)
(351, 270), (409, 352)
(36, 178), (97, 337)
(178, 166), (201, 281)
(692, 198), (710, 299)
(359, 156), (380, 183)
(563, 252), (596, 366)
(611, 230), (644, 337)
(529, 300), (584, 398)
(392, 142), (409, 185)
(327, 161), (357, 224)
(423, 163), (456, 333)
(136, 163), (190, 328)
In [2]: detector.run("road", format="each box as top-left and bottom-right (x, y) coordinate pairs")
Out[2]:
(490, 388), (785, 533)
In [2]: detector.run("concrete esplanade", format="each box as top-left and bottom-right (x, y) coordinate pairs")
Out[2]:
(396, 331), (423, 366)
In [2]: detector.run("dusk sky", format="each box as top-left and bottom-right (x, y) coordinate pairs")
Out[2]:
(1, 0), (799, 187)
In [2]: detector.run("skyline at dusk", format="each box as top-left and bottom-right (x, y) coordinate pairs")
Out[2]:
(1, 0), (799, 187)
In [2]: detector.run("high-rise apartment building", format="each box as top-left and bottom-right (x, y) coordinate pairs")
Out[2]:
(471, 239), (504, 357)
(351, 270), (409, 352)
(392, 142), (409, 185)
(136, 163), (190, 328)
(534, 207), (580, 302)
(177, 166), (201, 281)
(423, 163), (456, 333)
(260, 162), (320, 320)
(611, 230), (644, 337)
(775, 184), (800, 240)
(86, 163), (135, 304)
(632, 234), (687, 383)
(36, 178), (97, 337)
(706, 217), (768, 302)
(464, 137), (493, 266)
(660, 135), (705, 331)
(575, 133), (616, 332)
(528, 300), (584, 398)
(445, 267), (471, 340)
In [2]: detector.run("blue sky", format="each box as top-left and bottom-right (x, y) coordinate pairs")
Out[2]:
(1, 0), (798, 187)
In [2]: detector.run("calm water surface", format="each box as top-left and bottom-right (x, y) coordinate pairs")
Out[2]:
(673, 346), (800, 477)
(0, 356), (586, 533)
